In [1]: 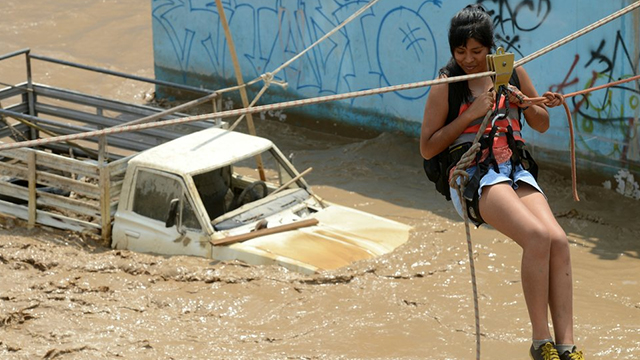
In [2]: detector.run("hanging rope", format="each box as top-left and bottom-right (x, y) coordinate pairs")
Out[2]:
(448, 108), (494, 360)
(511, 73), (640, 201)
(0, 71), (496, 151)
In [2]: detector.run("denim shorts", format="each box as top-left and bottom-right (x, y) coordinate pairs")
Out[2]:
(450, 161), (545, 224)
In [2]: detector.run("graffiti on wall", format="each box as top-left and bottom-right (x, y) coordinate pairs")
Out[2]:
(477, 0), (551, 57)
(479, 0), (639, 195)
(548, 31), (639, 164)
(152, 0), (442, 104)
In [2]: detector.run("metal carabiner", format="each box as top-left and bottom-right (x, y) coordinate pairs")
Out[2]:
(490, 112), (507, 129)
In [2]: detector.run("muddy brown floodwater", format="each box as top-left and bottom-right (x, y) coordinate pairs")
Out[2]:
(1, 1), (640, 359)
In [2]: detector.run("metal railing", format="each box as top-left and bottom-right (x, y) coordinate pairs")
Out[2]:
(0, 48), (214, 95)
(0, 48), (224, 155)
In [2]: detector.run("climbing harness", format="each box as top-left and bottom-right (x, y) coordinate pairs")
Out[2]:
(423, 61), (526, 202)
(459, 82), (540, 225)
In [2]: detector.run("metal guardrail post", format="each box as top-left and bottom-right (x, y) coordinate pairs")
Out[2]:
(212, 96), (223, 127)
(25, 50), (39, 140)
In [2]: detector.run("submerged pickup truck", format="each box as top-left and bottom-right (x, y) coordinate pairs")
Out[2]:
(111, 127), (410, 273)
(0, 49), (410, 274)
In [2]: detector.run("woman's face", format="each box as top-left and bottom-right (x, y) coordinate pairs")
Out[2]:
(453, 38), (490, 74)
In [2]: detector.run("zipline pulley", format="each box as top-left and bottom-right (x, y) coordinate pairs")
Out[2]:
(486, 47), (515, 92)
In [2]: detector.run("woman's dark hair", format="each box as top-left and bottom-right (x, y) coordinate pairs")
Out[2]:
(440, 4), (495, 115)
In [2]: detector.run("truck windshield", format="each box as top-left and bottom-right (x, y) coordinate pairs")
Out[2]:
(232, 148), (297, 187)
(193, 148), (306, 223)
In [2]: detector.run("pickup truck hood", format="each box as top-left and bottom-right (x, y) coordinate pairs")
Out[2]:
(212, 205), (411, 274)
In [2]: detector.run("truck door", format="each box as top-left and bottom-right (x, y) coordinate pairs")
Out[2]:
(114, 168), (210, 258)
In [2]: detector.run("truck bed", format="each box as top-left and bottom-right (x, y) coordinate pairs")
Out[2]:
(0, 49), (225, 241)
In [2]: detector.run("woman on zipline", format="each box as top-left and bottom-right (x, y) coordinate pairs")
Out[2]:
(420, 4), (584, 360)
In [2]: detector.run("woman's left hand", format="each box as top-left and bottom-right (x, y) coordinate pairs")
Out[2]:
(506, 85), (531, 108)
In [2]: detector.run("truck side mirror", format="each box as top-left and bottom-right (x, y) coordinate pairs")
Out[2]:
(165, 198), (180, 228)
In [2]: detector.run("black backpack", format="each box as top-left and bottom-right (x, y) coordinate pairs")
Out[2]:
(422, 71), (522, 201)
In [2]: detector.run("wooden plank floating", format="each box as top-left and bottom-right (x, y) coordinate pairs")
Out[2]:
(211, 218), (320, 246)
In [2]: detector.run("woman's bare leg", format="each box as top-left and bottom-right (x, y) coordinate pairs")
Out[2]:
(479, 182), (552, 341)
(516, 184), (574, 345)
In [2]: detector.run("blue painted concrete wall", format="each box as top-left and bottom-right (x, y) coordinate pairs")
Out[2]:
(152, 0), (640, 192)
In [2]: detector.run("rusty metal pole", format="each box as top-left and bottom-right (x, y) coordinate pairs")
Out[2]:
(214, 0), (266, 181)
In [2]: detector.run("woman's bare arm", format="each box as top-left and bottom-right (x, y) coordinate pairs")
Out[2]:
(511, 66), (550, 133)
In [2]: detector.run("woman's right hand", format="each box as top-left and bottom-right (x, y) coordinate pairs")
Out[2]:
(465, 89), (496, 121)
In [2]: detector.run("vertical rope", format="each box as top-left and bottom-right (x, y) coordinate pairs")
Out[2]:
(461, 186), (481, 360)
(449, 109), (495, 360)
